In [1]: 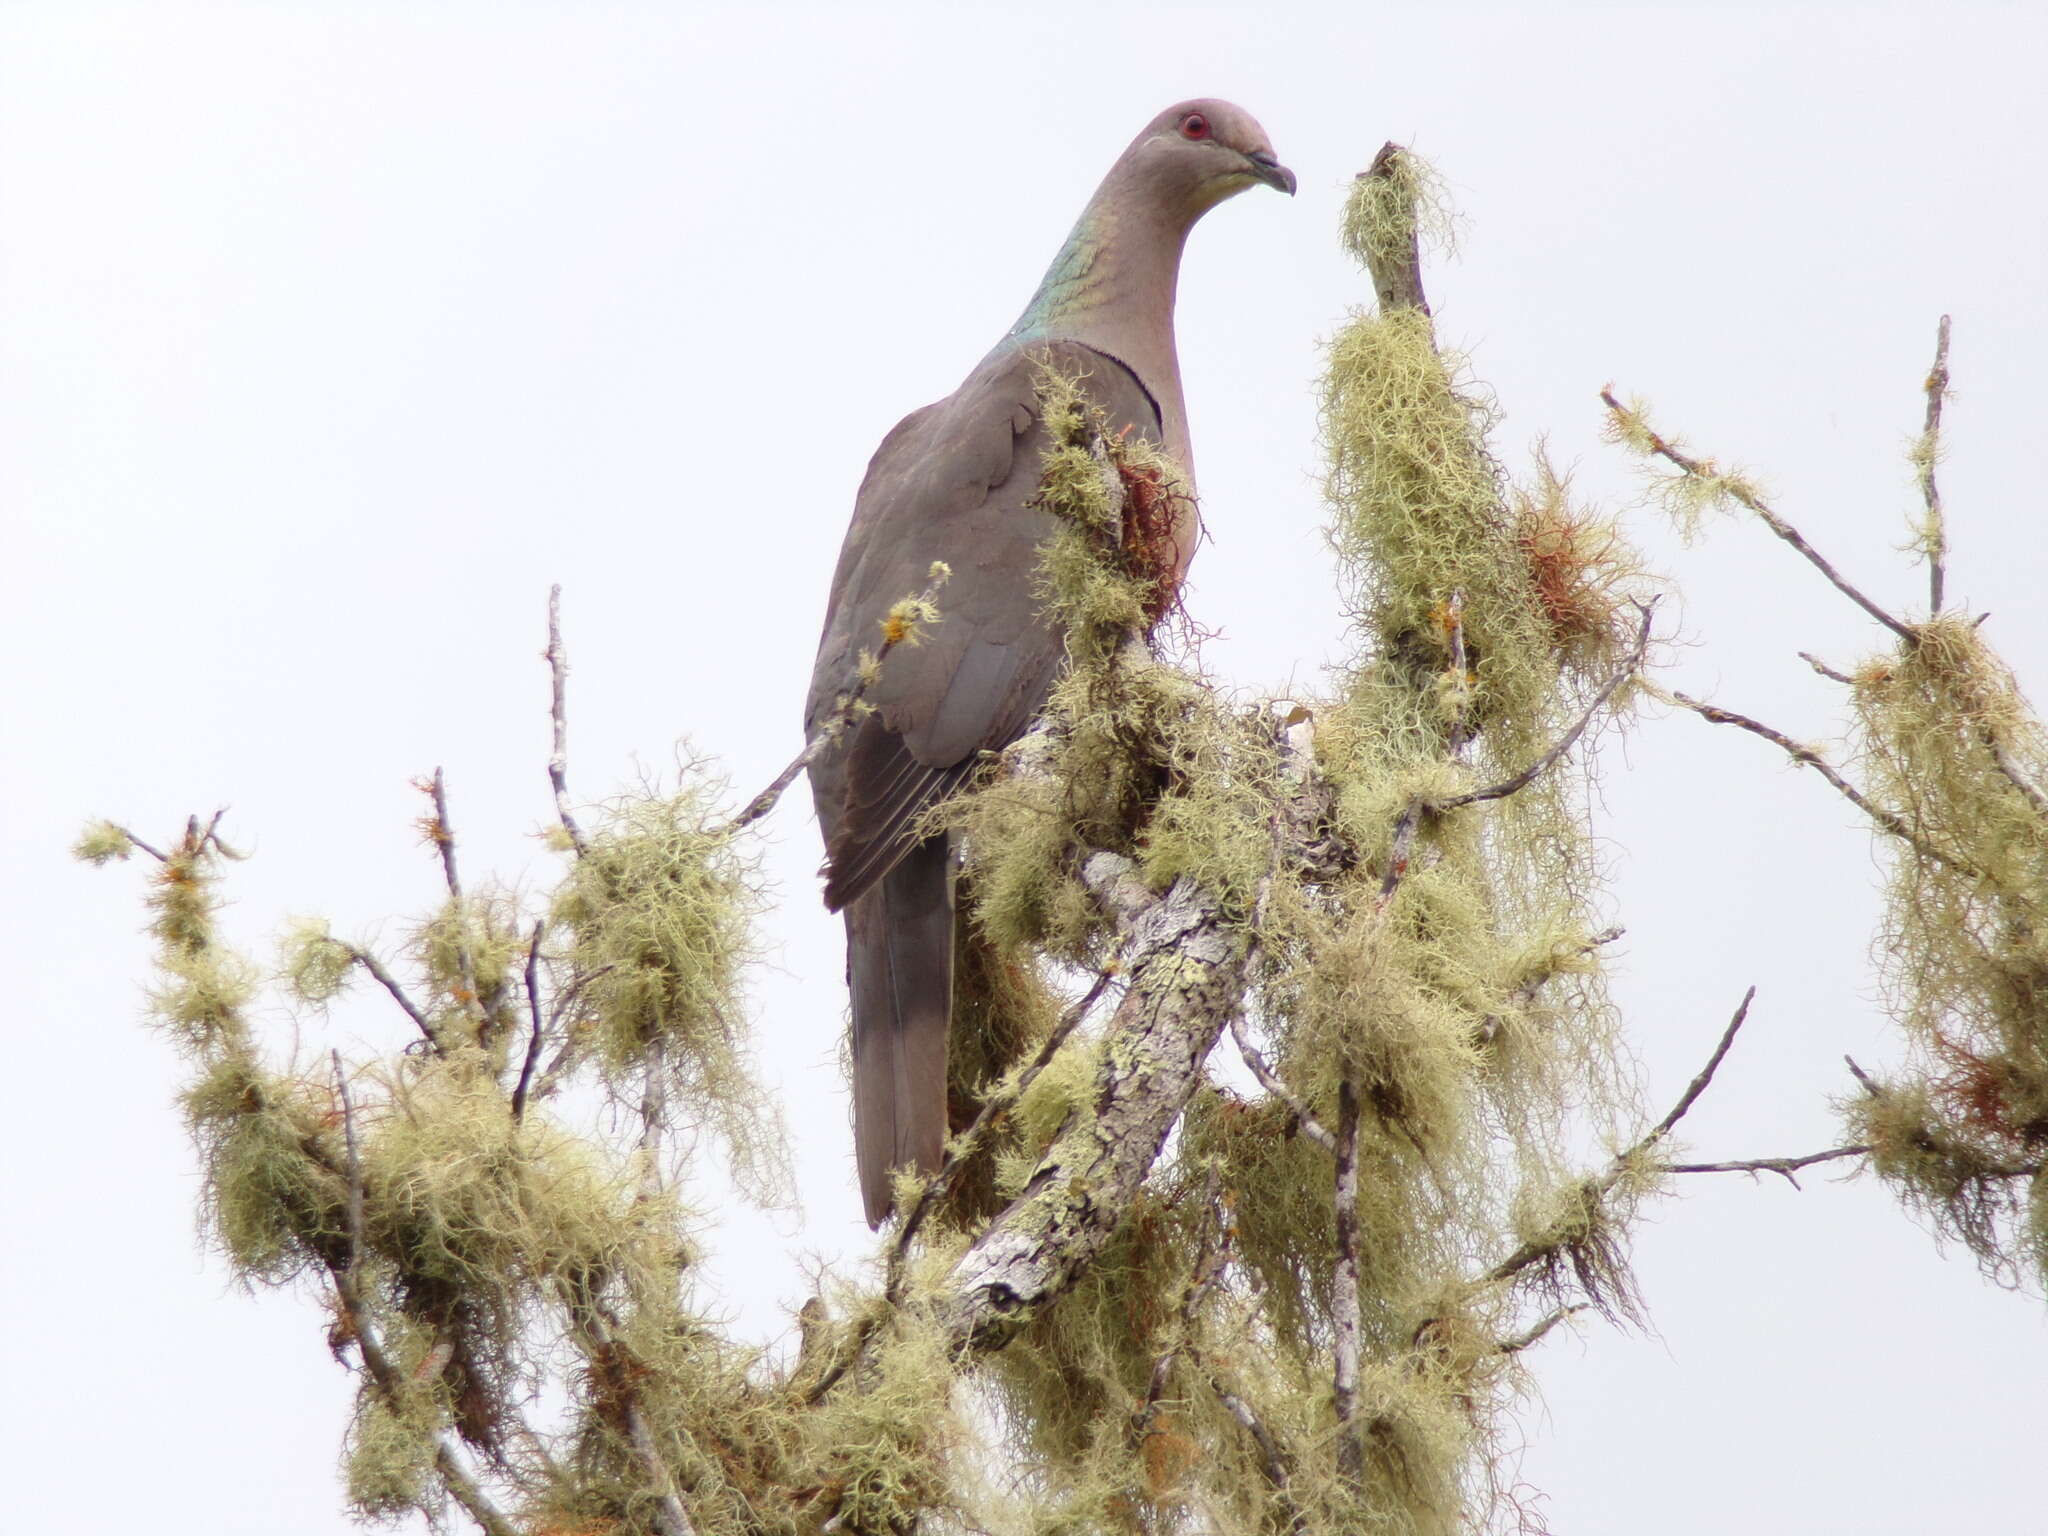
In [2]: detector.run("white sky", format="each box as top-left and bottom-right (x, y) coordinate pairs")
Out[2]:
(4, 4), (2046, 1532)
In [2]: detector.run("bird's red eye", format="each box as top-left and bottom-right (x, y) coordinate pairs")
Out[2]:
(1181, 113), (1209, 140)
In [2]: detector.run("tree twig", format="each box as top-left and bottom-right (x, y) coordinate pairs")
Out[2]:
(1665, 689), (1981, 877)
(342, 942), (445, 1053)
(1798, 651), (1855, 685)
(726, 563), (952, 834)
(512, 922), (545, 1121)
(424, 767), (484, 1026)
(1497, 1304), (1588, 1355)
(110, 824), (168, 862)
(1480, 988), (1757, 1291)
(1331, 1078), (1364, 1481)
(1645, 985), (1756, 1143)
(1918, 315), (1952, 614)
(545, 585), (588, 856)
(1981, 729), (2048, 819)
(1660, 1145), (1869, 1189)
(1440, 600), (1654, 810)
(1602, 388), (1917, 643)
(1226, 1012), (1336, 1152)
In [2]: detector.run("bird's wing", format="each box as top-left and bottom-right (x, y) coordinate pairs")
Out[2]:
(806, 339), (1163, 911)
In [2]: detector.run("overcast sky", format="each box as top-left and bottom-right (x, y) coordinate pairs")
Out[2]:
(5, 5), (2046, 1532)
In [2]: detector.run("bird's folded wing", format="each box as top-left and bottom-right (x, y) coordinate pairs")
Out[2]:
(807, 339), (1163, 911)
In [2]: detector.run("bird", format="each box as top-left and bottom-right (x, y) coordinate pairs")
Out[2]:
(806, 100), (1294, 1226)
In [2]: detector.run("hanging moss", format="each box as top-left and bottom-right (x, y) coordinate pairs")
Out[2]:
(551, 780), (789, 1205)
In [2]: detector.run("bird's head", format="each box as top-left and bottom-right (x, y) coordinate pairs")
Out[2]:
(1125, 98), (1296, 216)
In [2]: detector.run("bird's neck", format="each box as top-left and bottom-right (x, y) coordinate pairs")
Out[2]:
(1004, 170), (1197, 477)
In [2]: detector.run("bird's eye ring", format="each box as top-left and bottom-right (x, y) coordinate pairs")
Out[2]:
(1180, 113), (1210, 141)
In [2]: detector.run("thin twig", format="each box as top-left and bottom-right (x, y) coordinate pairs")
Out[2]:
(1665, 689), (1980, 877)
(110, 824), (168, 862)
(1441, 600), (1654, 810)
(1919, 315), (1952, 614)
(1226, 1012), (1336, 1152)
(885, 966), (1118, 1300)
(1142, 1167), (1230, 1411)
(1844, 1055), (1885, 1097)
(1646, 986), (1756, 1142)
(727, 563), (952, 834)
(512, 922), (545, 1121)
(545, 585), (588, 856)
(343, 942), (445, 1053)
(328, 1054), (518, 1536)
(1602, 388), (1917, 643)
(1497, 1304), (1588, 1355)
(1209, 1371), (1303, 1528)
(1660, 1145), (1869, 1189)
(1481, 988), (1757, 1291)
(426, 768), (484, 1026)
(1982, 729), (2048, 819)
(1798, 651), (1855, 685)
(1445, 588), (1471, 758)
(1331, 1078), (1364, 1481)
(1378, 798), (1425, 908)
(1476, 926), (1625, 1045)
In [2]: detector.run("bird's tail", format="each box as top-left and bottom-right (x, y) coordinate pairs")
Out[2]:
(846, 834), (953, 1227)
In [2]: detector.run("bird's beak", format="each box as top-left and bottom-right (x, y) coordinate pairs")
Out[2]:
(1245, 150), (1296, 196)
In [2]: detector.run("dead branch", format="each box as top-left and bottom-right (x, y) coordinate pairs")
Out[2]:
(1602, 388), (1917, 643)
(1665, 688), (1981, 877)
(1480, 988), (1757, 1291)
(1226, 1011), (1336, 1152)
(1497, 1304), (1588, 1356)
(341, 942), (445, 1053)
(1360, 141), (1431, 316)
(1918, 315), (1952, 614)
(512, 922), (545, 1121)
(545, 585), (589, 856)
(1660, 1145), (1870, 1189)
(424, 767), (484, 1027)
(1331, 1078), (1365, 1481)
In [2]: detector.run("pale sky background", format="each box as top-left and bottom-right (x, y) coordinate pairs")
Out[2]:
(4, 4), (2046, 1532)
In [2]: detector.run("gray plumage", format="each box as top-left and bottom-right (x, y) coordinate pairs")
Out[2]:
(807, 100), (1292, 1226)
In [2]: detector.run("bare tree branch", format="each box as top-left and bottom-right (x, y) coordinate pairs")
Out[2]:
(1602, 388), (1917, 643)
(1918, 315), (1952, 614)
(1331, 1078), (1365, 1481)
(1440, 601), (1654, 811)
(1798, 651), (1854, 685)
(1497, 1304), (1588, 1356)
(512, 922), (545, 1121)
(1480, 988), (1757, 1291)
(1645, 986), (1756, 1143)
(727, 563), (952, 834)
(545, 585), (588, 856)
(341, 942), (445, 1053)
(1660, 1146), (1870, 1189)
(424, 767), (484, 1026)
(1665, 689), (1981, 877)
(1226, 1011), (1336, 1152)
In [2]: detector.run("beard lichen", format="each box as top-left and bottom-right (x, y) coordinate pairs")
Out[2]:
(1844, 614), (2048, 1281)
